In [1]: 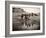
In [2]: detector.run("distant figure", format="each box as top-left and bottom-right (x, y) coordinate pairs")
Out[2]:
(21, 14), (23, 19)
(32, 13), (33, 16)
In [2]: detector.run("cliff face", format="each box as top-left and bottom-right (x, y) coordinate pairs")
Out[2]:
(12, 8), (24, 13)
(12, 7), (40, 31)
(12, 8), (25, 23)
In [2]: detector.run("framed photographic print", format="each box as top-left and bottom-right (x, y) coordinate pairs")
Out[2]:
(5, 1), (45, 37)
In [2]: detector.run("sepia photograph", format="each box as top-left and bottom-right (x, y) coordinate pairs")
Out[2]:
(12, 7), (40, 31)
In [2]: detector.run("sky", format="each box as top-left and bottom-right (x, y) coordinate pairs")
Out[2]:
(22, 7), (40, 13)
